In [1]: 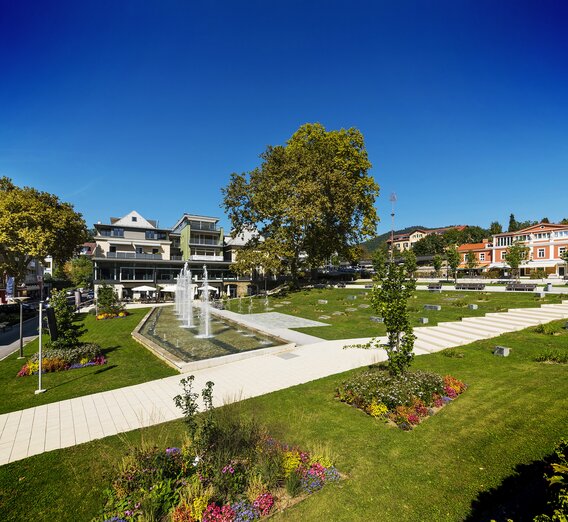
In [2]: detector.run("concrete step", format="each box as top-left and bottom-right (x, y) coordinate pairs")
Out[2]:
(471, 316), (538, 329)
(414, 330), (456, 348)
(509, 307), (568, 317)
(445, 321), (502, 337)
(434, 324), (485, 341)
(461, 317), (515, 332)
(415, 327), (470, 345)
(414, 338), (446, 353)
(485, 313), (536, 325)
(505, 310), (568, 322)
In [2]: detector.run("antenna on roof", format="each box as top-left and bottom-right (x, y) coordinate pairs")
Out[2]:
(389, 192), (397, 262)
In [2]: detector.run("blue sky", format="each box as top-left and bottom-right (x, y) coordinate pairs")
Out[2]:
(1, 1), (567, 236)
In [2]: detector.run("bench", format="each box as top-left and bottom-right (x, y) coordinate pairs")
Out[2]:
(455, 283), (486, 291)
(428, 283), (442, 291)
(506, 283), (537, 291)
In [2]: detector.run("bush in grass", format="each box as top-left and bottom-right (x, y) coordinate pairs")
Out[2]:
(97, 283), (126, 319)
(533, 323), (563, 336)
(17, 343), (105, 376)
(336, 368), (466, 429)
(534, 439), (568, 522)
(534, 350), (568, 364)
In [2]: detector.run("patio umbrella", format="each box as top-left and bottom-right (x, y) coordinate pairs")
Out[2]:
(131, 285), (157, 292)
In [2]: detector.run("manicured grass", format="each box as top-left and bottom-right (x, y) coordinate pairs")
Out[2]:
(228, 288), (564, 340)
(1, 321), (566, 521)
(0, 309), (177, 414)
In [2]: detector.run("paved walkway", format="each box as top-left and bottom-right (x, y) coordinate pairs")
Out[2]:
(0, 317), (39, 361)
(1, 300), (567, 466)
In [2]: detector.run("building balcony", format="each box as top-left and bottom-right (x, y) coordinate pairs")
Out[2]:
(188, 239), (222, 246)
(106, 252), (163, 260)
(170, 255), (183, 260)
(189, 223), (219, 232)
(189, 255), (224, 262)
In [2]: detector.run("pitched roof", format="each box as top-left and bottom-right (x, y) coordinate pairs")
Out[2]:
(109, 211), (157, 229)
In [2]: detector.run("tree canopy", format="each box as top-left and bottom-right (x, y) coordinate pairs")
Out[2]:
(0, 177), (88, 290)
(222, 123), (379, 285)
(505, 242), (530, 280)
(64, 256), (94, 288)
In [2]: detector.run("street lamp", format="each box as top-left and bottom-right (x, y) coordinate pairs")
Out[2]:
(12, 296), (29, 359)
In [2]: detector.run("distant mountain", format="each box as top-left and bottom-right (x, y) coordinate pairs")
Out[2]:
(360, 225), (428, 253)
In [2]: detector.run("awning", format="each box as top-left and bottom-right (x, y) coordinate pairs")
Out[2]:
(131, 285), (157, 292)
(197, 285), (219, 293)
(159, 284), (177, 293)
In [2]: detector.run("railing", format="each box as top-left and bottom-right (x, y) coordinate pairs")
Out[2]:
(189, 255), (224, 262)
(189, 223), (219, 232)
(107, 252), (163, 260)
(188, 239), (222, 246)
(170, 255), (183, 260)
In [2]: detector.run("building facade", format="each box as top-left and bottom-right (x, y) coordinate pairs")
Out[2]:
(93, 211), (252, 298)
(489, 222), (568, 277)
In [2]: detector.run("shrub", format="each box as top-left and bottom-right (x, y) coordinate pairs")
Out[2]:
(533, 323), (562, 336)
(534, 350), (568, 364)
(48, 289), (85, 350)
(443, 349), (465, 358)
(534, 439), (568, 521)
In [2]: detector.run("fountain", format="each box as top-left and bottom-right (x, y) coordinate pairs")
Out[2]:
(197, 264), (212, 338)
(182, 265), (194, 328)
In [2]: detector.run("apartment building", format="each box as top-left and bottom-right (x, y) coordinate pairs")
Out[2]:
(489, 222), (568, 277)
(93, 211), (251, 298)
(388, 225), (467, 252)
(457, 240), (493, 273)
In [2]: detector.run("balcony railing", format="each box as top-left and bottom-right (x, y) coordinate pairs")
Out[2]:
(170, 255), (183, 260)
(188, 239), (222, 246)
(107, 252), (163, 260)
(189, 255), (224, 262)
(189, 223), (219, 232)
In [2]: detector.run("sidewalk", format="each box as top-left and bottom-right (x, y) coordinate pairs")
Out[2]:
(0, 317), (39, 361)
(1, 300), (567, 466)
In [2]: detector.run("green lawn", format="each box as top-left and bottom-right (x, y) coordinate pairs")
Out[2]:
(1, 320), (566, 521)
(0, 308), (177, 414)
(228, 288), (564, 340)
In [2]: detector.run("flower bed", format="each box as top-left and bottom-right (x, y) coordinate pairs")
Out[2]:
(97, 311), (129, 320)
(336, 369), (467, 430)
(95, 438), (340, 522)
(17, 343), (105, 376)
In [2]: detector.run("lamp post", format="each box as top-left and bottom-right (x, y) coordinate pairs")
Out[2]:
(13, 297), (30, 359)
(35, 300), (46, 394)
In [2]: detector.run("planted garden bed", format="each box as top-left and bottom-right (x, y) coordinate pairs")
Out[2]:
(336, 368), (467, 429)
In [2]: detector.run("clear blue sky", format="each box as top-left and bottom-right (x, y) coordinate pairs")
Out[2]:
(1, 1), (567, 236)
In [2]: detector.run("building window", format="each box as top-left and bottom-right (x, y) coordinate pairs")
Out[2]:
(538, 248), (545, 258)
(132, 216), (137, 222)
(480, 253), (485, 261)
(112, 228), (124, 237)
(110, 246), (116, 253)
(560, 247), (566, 256)
(501, 252), (506, 260)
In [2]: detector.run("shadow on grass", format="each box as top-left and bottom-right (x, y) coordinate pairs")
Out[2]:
(46, 365), (118, 390)
(465, 456), (552, 521)
(101, 346), (120, 355)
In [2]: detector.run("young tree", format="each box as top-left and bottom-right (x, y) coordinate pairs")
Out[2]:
(0, 177), (88, 293)
(465, 251), (478, 276)
(49, 289), (85, 350)
(401, 249), (417, 279)
(432, 254), (443, 277)
(505, 242), (530, 281)
(97, 283), (124, 316)
(489, 221), (503, 235)
(64, 256), (93, 288)
(222, 123), (379, 288)
(372, 248), (388, 275)
(369, 262), (416, 376)
(446, 246), (461, 283)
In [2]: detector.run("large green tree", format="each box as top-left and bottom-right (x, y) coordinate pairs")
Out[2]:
(446, 246), (461, 282)
(0, 177), (88, 292)
(222, 123), (379, 287)
(64, 256), (93, 288)
(489, 221), (503, 235)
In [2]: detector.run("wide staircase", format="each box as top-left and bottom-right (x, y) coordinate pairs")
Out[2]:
(413, 300), (568, 353)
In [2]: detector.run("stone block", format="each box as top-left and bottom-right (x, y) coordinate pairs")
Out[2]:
(347, 295), (357, 300)
(468, 304), (478, 310)
(370, 316), (384, 323)
(535, 292), (545, 298)
(493, 346), (510, 357)
(418, 317), (429, 324)
(424, 304), (442, 311)
(317, 299), (328, 304)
